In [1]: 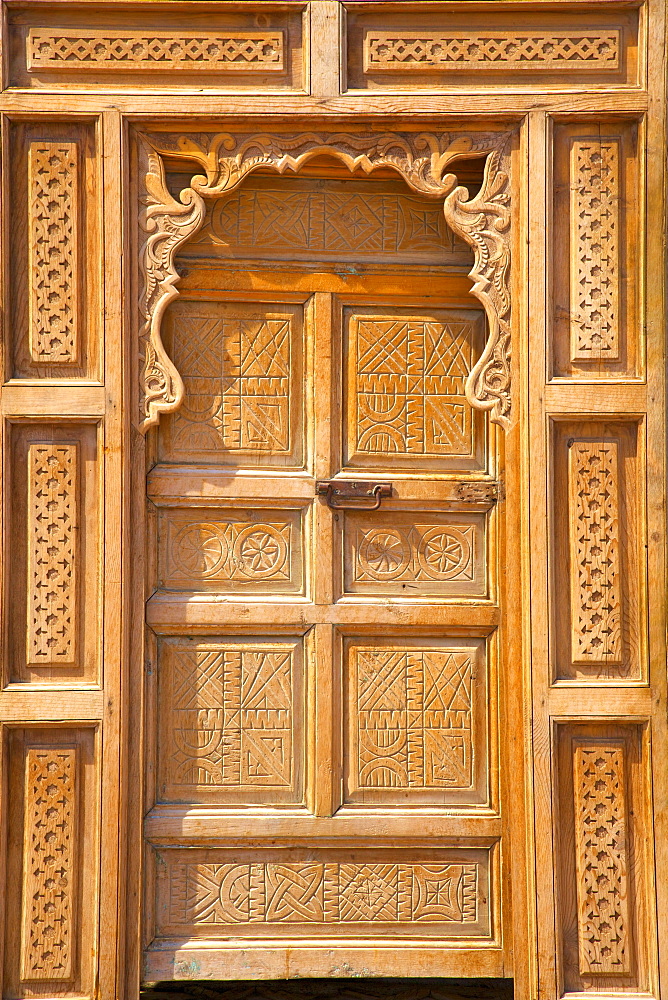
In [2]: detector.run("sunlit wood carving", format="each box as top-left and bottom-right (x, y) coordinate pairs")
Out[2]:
(137, 130), (513, 431)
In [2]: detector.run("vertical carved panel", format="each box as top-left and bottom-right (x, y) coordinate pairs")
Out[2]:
(574, 743), (630, 975)
(570, 139), (620, 362)
(27, 443), (78, 667)
(20, 747), (77, 981)
(569, 440), (621, 664)
(28, 141), (79, 363)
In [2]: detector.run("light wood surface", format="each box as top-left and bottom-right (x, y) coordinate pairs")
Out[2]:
(0, 2), (665, 999)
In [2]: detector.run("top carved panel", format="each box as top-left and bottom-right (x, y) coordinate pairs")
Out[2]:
(346, 5), (640, 91)
(6, 6), (304, 91)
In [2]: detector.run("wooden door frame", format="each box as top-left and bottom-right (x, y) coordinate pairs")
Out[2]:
(121, 116), (533, 987)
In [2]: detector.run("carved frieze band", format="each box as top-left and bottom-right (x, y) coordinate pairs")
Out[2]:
(28, 29), (284, 72)
(137, 131), (513, 431)
(570, 139), (620, 362)
(21, 747), (77, 981)
(364, 30), (620, 72)
(574, 742), (630, 975)
(27, 443), (78, 667)
(568, 440), (621, 664)
(28, 141), (78, 364)
(169, 861), (479, 925)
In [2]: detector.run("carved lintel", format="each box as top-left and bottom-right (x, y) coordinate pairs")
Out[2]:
(137, 131), (513, 432)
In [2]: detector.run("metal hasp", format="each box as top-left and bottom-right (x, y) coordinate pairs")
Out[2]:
(316, 480), (393, 511)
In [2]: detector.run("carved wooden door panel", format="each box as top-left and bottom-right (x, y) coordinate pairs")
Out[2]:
(140, 150), (510, 980)
(1, 2), (667, 999)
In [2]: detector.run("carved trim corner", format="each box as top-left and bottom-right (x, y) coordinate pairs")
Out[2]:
(136, 130), (514, 433)
(443, 150), (512, 430)
(137, 137), (206, 432)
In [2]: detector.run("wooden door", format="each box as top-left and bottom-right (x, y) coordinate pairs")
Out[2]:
(143, 157), (505, 979)
(0, 3), (667, 999)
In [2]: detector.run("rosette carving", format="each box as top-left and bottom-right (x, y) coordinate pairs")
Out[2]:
(137, 130), (513, 431)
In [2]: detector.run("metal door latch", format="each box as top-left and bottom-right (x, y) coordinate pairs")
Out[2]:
(316, 480), (392, 511)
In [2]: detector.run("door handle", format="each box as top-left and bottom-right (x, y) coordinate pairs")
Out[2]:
(316, 480), (392, 511)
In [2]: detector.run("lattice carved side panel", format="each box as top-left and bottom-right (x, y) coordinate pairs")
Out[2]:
(27, 443), (78, 668)
(28, 141), (79, 364)
(570, 138), (620, 362)
(20, 747), (77, 982)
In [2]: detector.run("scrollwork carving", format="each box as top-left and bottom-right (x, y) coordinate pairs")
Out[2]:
(137, 130), (513, 431)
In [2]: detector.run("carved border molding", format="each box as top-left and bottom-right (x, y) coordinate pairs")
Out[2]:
(136, 129), (513, 432)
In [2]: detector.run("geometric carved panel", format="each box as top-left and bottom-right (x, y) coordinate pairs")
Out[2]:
(156, 848), (490, 938)
(345, 308), (484, 470)
(158, 508), (303, 594)
(345, 639), (487, 805)
(364, 29), (621, 73)
(573, 742), (630, 975)
(20, 747), (77, 981)
(27, 443), (78, 667)
(28, 29), (285, 73)
(161, 301), (303, 468)
(8, 424), (99, 684)
(28, 141), (79, 364)
(344, 510), (485, 596)
(158, 638), (303, 803)
(186, 177), (472, 265)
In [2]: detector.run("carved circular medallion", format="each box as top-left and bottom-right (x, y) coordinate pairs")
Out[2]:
(417, 527), (471, 580)
(358, 529), (411, 579)
(234, 524), (288, 579)
(172, 523), (226, 578)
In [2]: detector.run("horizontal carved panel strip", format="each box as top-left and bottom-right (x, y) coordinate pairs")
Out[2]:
(28, 29), (284, 72)
(364, 29), (620, 71)
(28, 141), (78, 364)
(344, 510), (485, 597)
(21, 746), (76, 981)
(157, 849), (490, 936)
(159, 509), (303, 594)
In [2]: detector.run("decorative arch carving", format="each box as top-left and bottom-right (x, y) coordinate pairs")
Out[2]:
(136, 129), (513, 433)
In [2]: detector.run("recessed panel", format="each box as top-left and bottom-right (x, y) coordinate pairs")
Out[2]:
(344, 306), (486, 472)
(346, 6), (639, 91)
(160, 300), (305, 469)
(342, 509), (486, 598)
(344, 637), (489, 806)
(157, 636), (304, 804)
(155, 847), (491, 939)
(8, 7), (305, 92)
(158, 507), (305, 596)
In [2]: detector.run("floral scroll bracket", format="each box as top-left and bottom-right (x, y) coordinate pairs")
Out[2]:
(137, 130), (513, 433)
